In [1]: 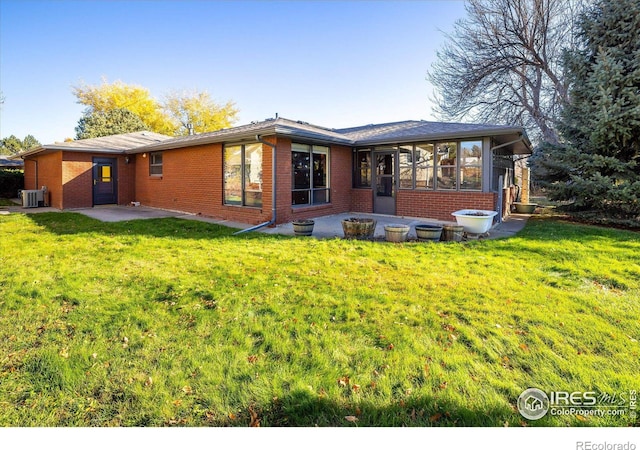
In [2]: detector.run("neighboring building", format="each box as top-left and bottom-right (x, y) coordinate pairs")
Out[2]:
(0, 157), (24, 168)
(17, 117), (531, 224)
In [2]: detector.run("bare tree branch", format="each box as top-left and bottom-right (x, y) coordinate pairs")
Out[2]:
(428, 0), (588, 144)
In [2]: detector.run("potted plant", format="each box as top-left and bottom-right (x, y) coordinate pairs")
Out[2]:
(384, 224), (410, 242)
(451, 209), (498, 234)
(513, 202), (537, 214)
(415, 223), (443, 241)
(341, 217), (376, 239)
(292, 219), (315, 236)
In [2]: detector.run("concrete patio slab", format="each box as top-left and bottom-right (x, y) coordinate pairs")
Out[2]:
(260, 212), (530, 240)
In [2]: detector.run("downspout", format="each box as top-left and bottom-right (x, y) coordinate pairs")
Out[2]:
(233, 135), (277, 234)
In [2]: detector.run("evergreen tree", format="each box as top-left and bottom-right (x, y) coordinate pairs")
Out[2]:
(75, 108), (149, 140)
(531, 0), (640, 218)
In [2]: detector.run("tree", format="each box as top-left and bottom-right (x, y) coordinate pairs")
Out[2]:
(73, 78), (174, 135)
(428, 0), (586, 144)
(531, 0), (640, 218)
(0, 134), (41, 155)
(75, 108), (149, 140)
(73, 79), (239, 137)
(163, 91), (239, 136)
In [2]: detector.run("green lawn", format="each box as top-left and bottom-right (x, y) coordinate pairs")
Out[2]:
(0, 212), (638, 427)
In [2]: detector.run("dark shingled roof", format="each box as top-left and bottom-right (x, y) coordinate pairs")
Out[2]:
(16, 117), (532, 158)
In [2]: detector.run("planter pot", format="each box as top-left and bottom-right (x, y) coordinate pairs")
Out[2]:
(513, 202), (537, 214)
(342, 218), (377, 239)
(443, 225), (464, 242)
(451, 210), (498, 234)
(415, 224), (443, 241)
(384, 224), (410, 243)
(292, 220), (315, 236)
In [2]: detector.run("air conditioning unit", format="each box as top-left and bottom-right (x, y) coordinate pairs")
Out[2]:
(22, 190), (44, 208)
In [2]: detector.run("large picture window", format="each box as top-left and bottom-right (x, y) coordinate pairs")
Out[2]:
(224, 143), (263, 207)
(292, 143), (329, 205)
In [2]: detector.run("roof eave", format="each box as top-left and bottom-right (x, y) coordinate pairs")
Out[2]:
(352, 127), (526, 147)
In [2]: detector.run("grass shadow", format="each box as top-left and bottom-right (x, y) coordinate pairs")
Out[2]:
(23, 212), (289, 242)
(204, 389), (570, 427)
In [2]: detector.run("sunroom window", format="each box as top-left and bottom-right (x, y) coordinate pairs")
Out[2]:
(436, 142), (457, 190)
(460, 141), (482, 190)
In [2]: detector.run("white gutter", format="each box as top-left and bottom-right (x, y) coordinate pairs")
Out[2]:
(233, 135), (277, 235)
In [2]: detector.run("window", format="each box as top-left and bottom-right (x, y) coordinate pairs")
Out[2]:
(415, 143), (434, 189)
(101, 165), (112, 182)
(436, 142), (457, 190)
(353, 149), (371, 188)
(224, 143), (263, 207)
(150, 152), (163, 176)
(292, 143), (329, 205)
(399, 145), (414, 189)
(460, 141), (482, 190)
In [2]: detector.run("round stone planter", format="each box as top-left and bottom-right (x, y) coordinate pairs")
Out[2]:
(341, 218), (377, 239)
(415, 224), (443, 241)
(384, 224), (410, 243)
(513, 202), (537, 214)
(292, 220), (315, 236)
(443, 225), (464, 242)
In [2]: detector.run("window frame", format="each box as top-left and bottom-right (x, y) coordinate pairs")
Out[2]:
(291, 143), (330, 206)
(149, 152), (163, 176)
(353, 148), (372, 188)
(223, 143), (263, 208)
(359, 138), (484, 192)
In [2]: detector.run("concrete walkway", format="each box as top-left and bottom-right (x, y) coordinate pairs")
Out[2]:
(2, 203), (530, 240)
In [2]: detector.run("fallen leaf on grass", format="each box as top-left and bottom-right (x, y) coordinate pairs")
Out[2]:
(351, 384), (361, 392)
(519, 343), (529, 352)
(249, 405), (260, 427)
(247, 355), (258, 364)
(338, 376), (350, 387)
(439, 381), (448, 390)
(429, 413), (442, 422)
(576, 415), (588, 422)
(345, 415), (359, 423)
(59, 348), (69, 359)
(182, 385), (193, 395)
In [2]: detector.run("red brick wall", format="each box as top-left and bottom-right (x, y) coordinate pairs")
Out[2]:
(134, 143), (272, 225)
(397, 190), (498, 221)
(351, 188), (373, 213)
(23, 152), (63, 208)
(284, 142), (353, 223)
(60, 153), (133, 209)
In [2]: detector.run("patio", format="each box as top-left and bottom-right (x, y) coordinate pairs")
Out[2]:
(260, 212), (529, 240)
(3, 203), (529, 240)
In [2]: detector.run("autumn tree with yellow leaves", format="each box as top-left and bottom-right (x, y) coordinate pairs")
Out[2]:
(73, 79), (239, 138)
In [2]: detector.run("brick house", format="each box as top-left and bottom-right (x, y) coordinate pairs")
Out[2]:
(18, 117), (531, 224)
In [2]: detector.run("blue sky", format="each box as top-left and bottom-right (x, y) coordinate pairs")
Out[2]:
(0, 0), (466, 144)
